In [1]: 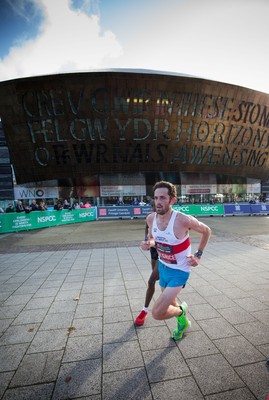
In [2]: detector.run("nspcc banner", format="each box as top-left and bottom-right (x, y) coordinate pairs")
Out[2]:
(0, 208), (96, 233)
(173, 204), (224, 216)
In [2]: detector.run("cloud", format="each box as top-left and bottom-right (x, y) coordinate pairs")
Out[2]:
(0, 0), (123, 81)
(108, 0), (269, 93)
(1, 0), (269, 94)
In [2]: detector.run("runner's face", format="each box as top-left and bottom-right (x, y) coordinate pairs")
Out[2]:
(154, 188), (173, 215)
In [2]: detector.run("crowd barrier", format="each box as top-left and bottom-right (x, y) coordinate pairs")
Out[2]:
(174, 203), (269, 216)
(224, 203), (269, 215)
(0, 208), (96, 234)
(173, 204), (224, 216)
(0, 203), (268, 234)
(97, 205), (152, 219)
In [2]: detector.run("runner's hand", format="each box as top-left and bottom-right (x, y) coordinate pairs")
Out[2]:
(140, 240), (150, 251)
(187, 255), (200, 267)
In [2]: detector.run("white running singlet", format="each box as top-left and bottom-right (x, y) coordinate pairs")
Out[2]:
(152, 211), (191, 272)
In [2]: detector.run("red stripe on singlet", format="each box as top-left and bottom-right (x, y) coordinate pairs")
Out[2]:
(171, 236), (191, 253)
(156, 236), (191, 254)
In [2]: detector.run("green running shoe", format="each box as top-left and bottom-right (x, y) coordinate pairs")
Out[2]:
(171, 301), (191, 341)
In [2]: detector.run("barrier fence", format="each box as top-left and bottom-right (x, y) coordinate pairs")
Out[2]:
(97, 205), (152, 219)
(0, 209), (96, 234)
(0, 203), (269, 234)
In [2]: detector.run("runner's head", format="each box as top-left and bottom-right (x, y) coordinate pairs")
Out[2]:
(153, 181), (177, 215)
(153, 181), (177, 201)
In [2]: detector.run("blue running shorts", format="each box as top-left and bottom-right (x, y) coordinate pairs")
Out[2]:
(158, 260), (190, 288)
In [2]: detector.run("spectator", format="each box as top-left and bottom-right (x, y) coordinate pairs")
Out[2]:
(132, 198), (139, 205)
(80, 202), (85, 208)
(24, 205), (31, 213)
(84, 201), (91, 208)
(63, 199), (70, 209)
(29, 199), (39, 211)
(5, 203), (15, 213)
(16, 200), (25, 213)
(54, 201), (62, 211)
(71, 202), (79, 210)
(116, 197), (124, 206)
(38, 200), (47, 211)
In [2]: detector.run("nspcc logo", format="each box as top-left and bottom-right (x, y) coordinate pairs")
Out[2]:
(178, 206), (190, 213)
(79, 212), (94, 218)
(38, 215), (56, 223)
(200, 205), (218, 212)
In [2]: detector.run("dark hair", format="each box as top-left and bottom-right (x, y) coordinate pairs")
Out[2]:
(153, 181), (177, 199)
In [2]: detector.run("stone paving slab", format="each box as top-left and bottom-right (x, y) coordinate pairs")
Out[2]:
(0, 218), (268, 399)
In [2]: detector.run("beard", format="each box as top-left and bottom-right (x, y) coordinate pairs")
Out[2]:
(155, 204), (170, 215)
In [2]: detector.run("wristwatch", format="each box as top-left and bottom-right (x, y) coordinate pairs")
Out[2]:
(194, 249), (203, 258)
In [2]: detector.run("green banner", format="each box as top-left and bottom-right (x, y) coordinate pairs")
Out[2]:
(173, 204), (224, 215)
(0, 204), (224, 234)
(0, 208), (96, 234)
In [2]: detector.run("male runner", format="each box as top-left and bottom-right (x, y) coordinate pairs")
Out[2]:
(140, 181), (211, 340)
(135, 203), (159, 326)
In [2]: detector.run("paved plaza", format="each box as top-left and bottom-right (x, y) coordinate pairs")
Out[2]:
(0, 216), (269, 399)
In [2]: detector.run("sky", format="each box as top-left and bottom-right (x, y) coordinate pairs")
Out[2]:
(0, 0), (269, 93)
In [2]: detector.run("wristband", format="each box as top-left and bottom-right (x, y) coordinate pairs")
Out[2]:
(194, 249), (203, 258)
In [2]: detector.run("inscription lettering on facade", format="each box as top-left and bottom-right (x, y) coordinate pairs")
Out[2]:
(1, 72), (269, 183)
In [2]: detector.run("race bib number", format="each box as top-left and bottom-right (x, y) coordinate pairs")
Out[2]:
(156, 243), (177, 264)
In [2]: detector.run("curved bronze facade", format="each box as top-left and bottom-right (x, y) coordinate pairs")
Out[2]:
(0, 70), (269, 184)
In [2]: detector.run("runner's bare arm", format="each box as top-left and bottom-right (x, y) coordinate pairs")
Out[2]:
(187, 215), (211, 252)
(174, 213), (211, 266)
(140, 213), (155, 250)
